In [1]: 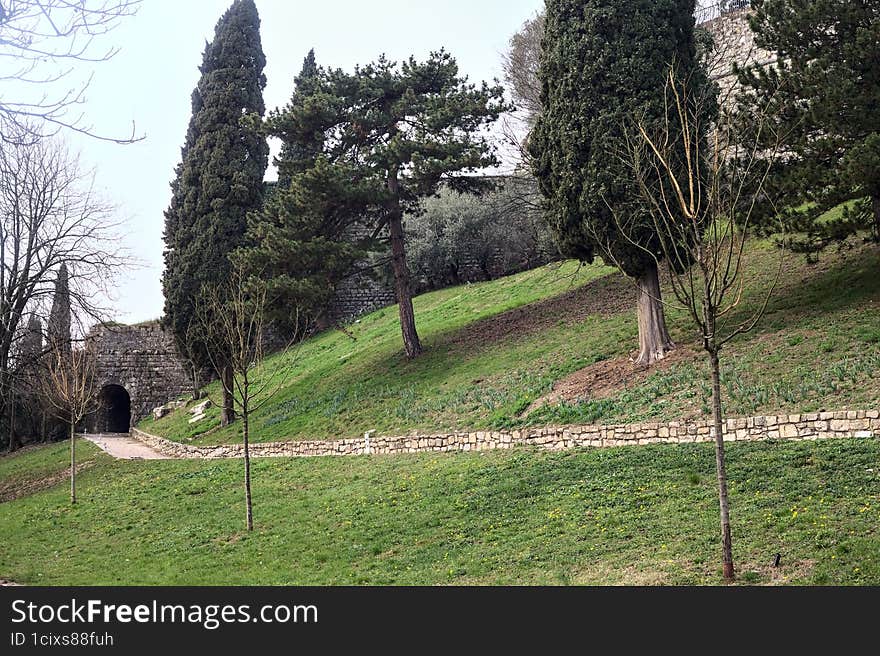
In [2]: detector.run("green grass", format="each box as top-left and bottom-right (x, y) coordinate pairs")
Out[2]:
(142, 238), (880, 446)
(1, 438), (877, 585)
(0, 440), (105, 502)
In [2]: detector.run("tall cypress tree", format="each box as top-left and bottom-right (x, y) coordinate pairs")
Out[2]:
(48, 264), (71, 355)
(162, 0), (269, 424)
(529, 0), (702, 366)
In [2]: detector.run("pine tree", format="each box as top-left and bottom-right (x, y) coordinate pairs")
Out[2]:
(238, 50), (367, 335)
(529, 0), (704, 366)
(737, 0), (880, 255)
(162, 0), (269, 424)
(275, 49), (321, 186)
(264, 51), (507, 358)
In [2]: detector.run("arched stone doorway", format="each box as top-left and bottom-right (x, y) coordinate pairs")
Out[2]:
(96, 384), (132, 433)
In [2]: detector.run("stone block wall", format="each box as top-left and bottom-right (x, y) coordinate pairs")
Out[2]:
(90, 322), (191, 425)
(701, 6), (777, 103)
(132, 410), (880, 460)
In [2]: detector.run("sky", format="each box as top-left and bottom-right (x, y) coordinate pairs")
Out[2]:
(53, 0), (544, 325)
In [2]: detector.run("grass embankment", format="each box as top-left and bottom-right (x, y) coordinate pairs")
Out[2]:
(141, 239), (880, 445)
(0, 437), (877, 585)
(0, 440), (105, 502)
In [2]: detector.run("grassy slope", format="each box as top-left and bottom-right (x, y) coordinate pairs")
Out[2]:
(0, 440), (104, 502)
(142, 238), (880, 445)
(0, 437), (877, 585)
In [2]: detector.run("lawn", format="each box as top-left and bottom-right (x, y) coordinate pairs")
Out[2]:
(0, 437), (877, 585)
(141, 237), (880, 446)
(0, 440), (105, 503)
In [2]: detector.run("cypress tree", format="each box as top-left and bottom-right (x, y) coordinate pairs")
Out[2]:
(48, 264), (71, 355)
(162, 0), (269, 424)
(737, 0), (880, 255)
(529, 0), (703, 366)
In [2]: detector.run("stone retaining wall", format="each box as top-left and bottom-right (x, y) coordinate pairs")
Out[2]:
(132, 410), (880, 460)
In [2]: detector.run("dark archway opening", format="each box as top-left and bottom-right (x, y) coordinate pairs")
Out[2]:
(97, 384), (131, 433)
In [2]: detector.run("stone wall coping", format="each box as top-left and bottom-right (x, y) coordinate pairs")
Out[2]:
(131, 409), (880, 460)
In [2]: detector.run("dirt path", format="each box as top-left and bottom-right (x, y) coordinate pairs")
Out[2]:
(81, 433), (169, 460)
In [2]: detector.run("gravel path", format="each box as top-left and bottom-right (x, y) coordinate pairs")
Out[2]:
(81, 433), (169, 460)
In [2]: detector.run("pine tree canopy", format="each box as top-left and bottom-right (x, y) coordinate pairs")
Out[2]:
(528, 0), (703, 278)
(271, 50), (508, 206)
(162, 0), (269, 366)
(242, 50), (507, 347)
(738, 0), (880, 252)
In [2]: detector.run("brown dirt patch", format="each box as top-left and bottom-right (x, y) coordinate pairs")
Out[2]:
(526, 345), (700, 414)
(446, 272), (633, 350)
(0, 461), (96, 503)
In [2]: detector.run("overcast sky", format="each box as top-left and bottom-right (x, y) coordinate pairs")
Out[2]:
(60, 0), (543, 325)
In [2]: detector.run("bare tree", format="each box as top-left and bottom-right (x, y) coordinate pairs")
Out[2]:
(617, 66), (783, 581)
(194, 262), (299, 531)
(0, 0), (142, 143)
(40, 338), (96, 503)
(0, 133), (128, 449)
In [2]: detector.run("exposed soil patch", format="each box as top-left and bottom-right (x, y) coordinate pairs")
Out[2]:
(0, 461), (96, 503)
(526, 346), (699, 414)
(446, 271), (633, 350)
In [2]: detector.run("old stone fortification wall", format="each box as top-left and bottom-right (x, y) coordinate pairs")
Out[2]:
(132, 410), (880, 459)
(701, 6), (776, 100)
(90, 322), (191, 424)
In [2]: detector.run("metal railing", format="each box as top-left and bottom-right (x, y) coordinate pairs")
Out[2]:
(695, 0), (751, 25)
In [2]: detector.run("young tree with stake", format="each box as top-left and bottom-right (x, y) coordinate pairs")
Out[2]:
(194, 262), (296, 531)
(618, 66), (784, 582)
(41, 340), (96, 504)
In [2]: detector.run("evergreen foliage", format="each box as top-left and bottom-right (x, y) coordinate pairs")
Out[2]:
(251, 50), (507, 356)
(161, 0), (269, 370)
(529, 0), (703, 278)
(48, 264), (71, 354)
(737, 0), (880, 255)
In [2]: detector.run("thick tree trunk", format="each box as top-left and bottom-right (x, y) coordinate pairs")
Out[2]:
(386, 171), (422, 358)
(220, 366), (235, 426)
(709, 349), (735, 582)
(69, 419), (76, 505)
(634, 261), (674, 366)
(243, 407), (253, 531)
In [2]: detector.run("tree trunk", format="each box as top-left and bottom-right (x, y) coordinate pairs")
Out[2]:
(243, 407), (253, 531)
(387, 171), (422, 358)
(871, 194), (880, 242)
(709, 349), (735, 582)
(220, 366), (235, 426)
(634, 261), (674, 366)
(69, 418), (76, 505)
(191, 364), (202, 401)
(8, 384), (17, 452)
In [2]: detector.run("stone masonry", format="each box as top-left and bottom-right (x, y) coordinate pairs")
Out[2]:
(90, 321), (191, 426)
(701, 4), (777, 102)
(131, 410), (880, 460)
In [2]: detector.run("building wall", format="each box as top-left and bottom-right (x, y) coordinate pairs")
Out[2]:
(89, 321), (191, 427)
(701, 6), (776, 102)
